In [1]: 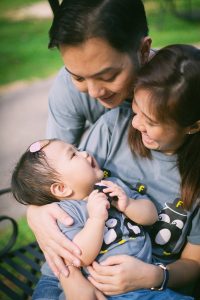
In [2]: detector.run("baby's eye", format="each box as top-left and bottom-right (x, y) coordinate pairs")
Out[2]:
(71, 152), (76, 158)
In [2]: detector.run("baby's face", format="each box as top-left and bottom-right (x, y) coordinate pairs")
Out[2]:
(43, 140), (104, 197)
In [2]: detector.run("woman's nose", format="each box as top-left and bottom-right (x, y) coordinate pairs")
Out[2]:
(132, 114), (145, 131)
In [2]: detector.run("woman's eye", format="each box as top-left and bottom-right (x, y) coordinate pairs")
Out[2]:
(146, 120), (155, 126)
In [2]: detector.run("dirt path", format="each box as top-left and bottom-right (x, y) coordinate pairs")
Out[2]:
(0, 76), (55, 221)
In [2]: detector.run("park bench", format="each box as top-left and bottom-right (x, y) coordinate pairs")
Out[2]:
(0, 188), (45, 300)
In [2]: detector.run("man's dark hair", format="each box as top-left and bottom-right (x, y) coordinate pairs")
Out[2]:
(49, 0), (148, 53)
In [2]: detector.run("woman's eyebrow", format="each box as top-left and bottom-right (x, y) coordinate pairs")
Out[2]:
(133, 98), (157, 123)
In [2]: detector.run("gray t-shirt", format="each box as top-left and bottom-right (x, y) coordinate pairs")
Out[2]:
(58, 188), (152, 276)
(80, 106), (200, 264)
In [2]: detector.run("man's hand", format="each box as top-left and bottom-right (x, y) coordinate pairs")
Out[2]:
(27, 203), (82, 277)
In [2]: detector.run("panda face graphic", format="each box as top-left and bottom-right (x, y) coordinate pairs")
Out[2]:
(150, 202), (187, 255)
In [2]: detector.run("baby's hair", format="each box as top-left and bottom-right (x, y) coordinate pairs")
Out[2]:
(11, 139), (60, 205)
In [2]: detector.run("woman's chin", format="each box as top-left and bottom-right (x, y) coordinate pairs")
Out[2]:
(142, 136), (158, 150)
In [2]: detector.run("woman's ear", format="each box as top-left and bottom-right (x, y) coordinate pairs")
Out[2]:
(50, 182), (73, 198)
(187, 120), (200, 135)
(139, 36), (152, 65)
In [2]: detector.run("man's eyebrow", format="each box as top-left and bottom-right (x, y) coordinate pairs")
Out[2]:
(65, 66), (118, 78)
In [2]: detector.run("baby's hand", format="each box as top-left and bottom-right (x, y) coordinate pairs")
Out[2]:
(100, 180), (129, 212)
(87, 190), (110, 221)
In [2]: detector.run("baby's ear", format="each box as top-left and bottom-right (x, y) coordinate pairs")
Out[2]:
(50, 182), (73, 198)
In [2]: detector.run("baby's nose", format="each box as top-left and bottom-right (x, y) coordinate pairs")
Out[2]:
(80, 151), (88, 158)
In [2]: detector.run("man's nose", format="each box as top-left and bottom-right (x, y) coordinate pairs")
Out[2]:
(87, 81), (105, 98)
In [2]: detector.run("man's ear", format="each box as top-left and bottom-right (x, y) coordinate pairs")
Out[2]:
(187, 120), (200, 135)
(50, 182), (73, 198)
(139, 36), (152, 65)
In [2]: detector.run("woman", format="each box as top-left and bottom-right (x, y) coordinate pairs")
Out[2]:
(32, 45), (200, 299)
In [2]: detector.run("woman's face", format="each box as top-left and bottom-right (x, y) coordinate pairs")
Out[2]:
(60, 38), (139, 108)
(132, 90), (188, 154)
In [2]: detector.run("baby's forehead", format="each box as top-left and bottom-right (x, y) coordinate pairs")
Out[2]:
(44, 140), (74, 156)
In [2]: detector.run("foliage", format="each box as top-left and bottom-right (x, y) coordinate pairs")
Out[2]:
(0, 0), (199, 85)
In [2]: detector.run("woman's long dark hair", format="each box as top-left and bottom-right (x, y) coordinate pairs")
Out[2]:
(128, 44), (200, 210)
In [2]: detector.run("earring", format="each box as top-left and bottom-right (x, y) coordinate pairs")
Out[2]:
(188, 131), (191, 135)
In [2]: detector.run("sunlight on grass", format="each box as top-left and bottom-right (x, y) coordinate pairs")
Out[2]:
(0, 0), (199, 84)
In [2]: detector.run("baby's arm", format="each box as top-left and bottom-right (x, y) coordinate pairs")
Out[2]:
(101, 180), (158, 226)
(73, 190), (110, 266)
(60, 266), (106, 300)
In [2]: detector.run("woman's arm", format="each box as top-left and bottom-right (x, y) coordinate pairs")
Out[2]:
(73, 191), (109, 266)
(167, 242), (200, 288)
(87, 242), (200, 295)
(27, 203), (82, 277)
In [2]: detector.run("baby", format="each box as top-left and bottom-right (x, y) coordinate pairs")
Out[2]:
(12, 139), (168, 300)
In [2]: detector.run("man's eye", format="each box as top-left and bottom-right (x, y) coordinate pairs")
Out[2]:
(73, 76), (85, 82)
(102, 74), (118, 82)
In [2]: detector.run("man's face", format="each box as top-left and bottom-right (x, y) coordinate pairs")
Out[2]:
(60, 38), (141, 108)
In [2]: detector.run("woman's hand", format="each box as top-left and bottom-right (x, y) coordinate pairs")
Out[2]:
(87, 255), (159, 295)
(27, 203), (82, 277)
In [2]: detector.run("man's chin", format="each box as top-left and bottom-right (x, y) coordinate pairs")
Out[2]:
(98, 97), (123, 109)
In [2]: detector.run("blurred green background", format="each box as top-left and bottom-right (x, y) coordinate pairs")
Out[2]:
(0, 0), (200, 86)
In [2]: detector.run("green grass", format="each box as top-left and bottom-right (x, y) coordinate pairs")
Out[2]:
(0, 18), (62, 85)
(0, 0), (199, 86)
(0, 0), (62, 85)
(0, 216), (35, 250)
(144, 0), (200, 47)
